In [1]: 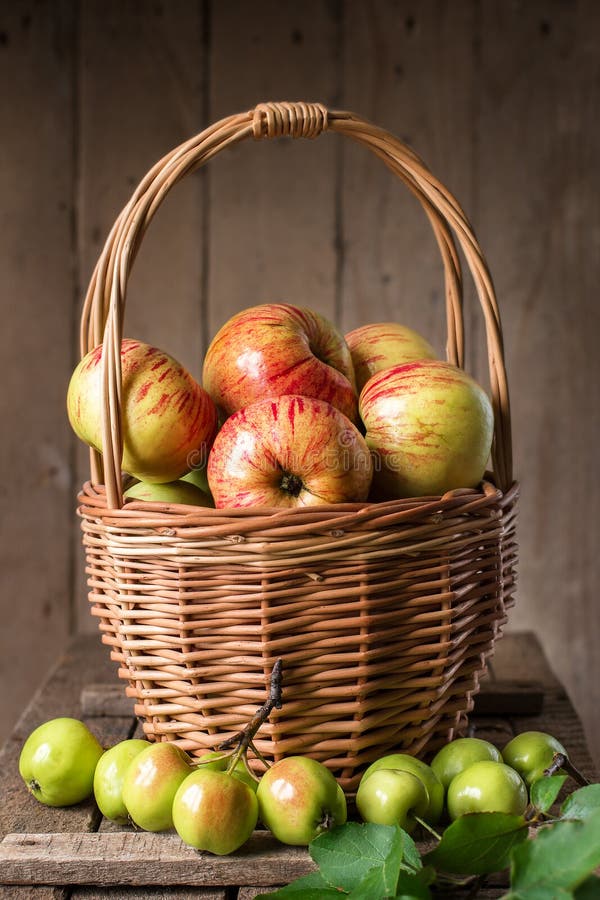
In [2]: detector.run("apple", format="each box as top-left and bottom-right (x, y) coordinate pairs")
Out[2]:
(502, 731), (568, 787)
(93, 739), (150, 823)
(195, 750), (259, 792)
(430, 737), (502, 790)
(345, 322), (437, 393)
(181, 465), (211, 496)
(447, 760), (528, 820)
(256, 756), (347, 846)
(67, 338), (217, 483)
(124, 479), (213, 507)
(121, 741), (194, 831)
(207, 394), (372, 509)
(19, 717), (104, 807)
(172, 769), (258, 854)
(356, 768), (430, 833)
(360, 753), (444, 824)
(359, 359), (494, 499)
(202, 303), (358, 424)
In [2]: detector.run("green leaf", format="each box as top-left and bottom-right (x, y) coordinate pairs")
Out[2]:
(424, 812), (529, 875)
(575, 874), (600, 898)
(561, 784), (600, 821)
(347, 866), (433, 900)
(506, 888), (572, 900)
(531, 775), (568, 813)
(510, 810), (600, 892)
(397, 830), (422, 873)
(253, 870), (340, 899)
(310, 821), (406, 893)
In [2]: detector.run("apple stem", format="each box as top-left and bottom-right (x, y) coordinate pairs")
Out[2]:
(217, 657), (283, 774)
(413, 815), (442, 842)
(544, 752), (591, 786)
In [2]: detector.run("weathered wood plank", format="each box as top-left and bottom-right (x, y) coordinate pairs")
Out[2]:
(0, 0), (75, 759)
(72, 888), (226, 900)
(75, 0), (208, 632)
(476, 0), (600, 773)
(207, 0), (340, 337)
(0, 833), (316, 888)
(0, 636), (134, 841)
(0, 888), (67, 900)
(340, 0), (481, 372)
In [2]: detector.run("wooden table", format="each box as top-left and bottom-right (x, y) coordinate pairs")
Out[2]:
(0, 631), (597, 899)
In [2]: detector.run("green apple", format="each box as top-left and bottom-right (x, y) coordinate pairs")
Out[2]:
(256, 756), (347, 846)
(173, 769), (258, 854)
(124, 479), (213, 506)
(121, 742), (193, 831)
(93, 739), (150, 823)
(360, 753), (444, 823)
(502, 731), (568, 786)
(195, 750), (259, 792)
(182, 466), (211, 496)
(431, 738), (502, 790)
(356, 768), (429, 833)
(19, 717), (104, 807)
(447, 760), (528, 820)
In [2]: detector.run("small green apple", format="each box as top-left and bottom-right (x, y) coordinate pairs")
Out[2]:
(19, 717), (104, 807)
(124, 479), (213, 506)
(447, 760), (528, 820)
(173, 769), (258, 854)
(356, 768), (430, 833)
(502, 731), (568, 786)
(93, 739), (150, 823)
(256, 756), (347, 846)
(195, 750), (259, 792)
(360, 753), (444, 823)
(431, 738), (502, 790)
(121, 741), (193, 831)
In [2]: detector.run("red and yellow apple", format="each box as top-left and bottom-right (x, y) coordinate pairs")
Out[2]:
(202, 303), (358, 424)
(360, 359), (494, 499)
(207, 394), (372, 508)
(345, 322), (437, 393)
(67, 338), (217, 483)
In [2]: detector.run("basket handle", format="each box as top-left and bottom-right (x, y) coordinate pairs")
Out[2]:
(80, 101), (512, 509)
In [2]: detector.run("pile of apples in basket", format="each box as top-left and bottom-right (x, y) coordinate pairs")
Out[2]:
(67, 302), (494, 507)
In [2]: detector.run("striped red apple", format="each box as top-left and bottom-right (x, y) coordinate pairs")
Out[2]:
(207, 394), (372, 508)
(67, 339), (217, 483)
(360, 359), (494, 499)
(345, 322), (437, 393)
(202, 303), (358, 424)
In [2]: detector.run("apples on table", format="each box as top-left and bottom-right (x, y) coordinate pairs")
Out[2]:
(121, 742), (194, 832)
(446, 760), (528, 820)
(93, 738), (150, 823)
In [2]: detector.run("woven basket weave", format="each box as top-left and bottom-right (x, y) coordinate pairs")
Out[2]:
(78, 101), (518, 791)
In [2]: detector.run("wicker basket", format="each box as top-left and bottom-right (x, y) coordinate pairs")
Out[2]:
(77, 101), (518, 792)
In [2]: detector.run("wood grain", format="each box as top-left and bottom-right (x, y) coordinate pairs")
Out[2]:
(0, 0), (76, 769)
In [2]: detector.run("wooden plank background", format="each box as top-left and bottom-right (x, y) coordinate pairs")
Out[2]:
(1, 0), (598, 769)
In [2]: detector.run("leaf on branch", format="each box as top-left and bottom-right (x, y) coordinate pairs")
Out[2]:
(510, 810), (600, 892)
(531, 775), (568, 813)
(561, 784), (600, 822)
(310, 821), (410, 893)
(253, 870), (341, 899)
(424, 812), (529, 875)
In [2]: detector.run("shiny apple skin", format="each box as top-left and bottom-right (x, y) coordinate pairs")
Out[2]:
(345, 322), (437, 393)
(502, 731), (568, 786)
(172, 769), (258, 855)
(360, 359), (494, 499)
(360, 753), (444, 824)
(356, 768), (430, 833)
(207, 394), (373, 509)
(93, 739), (150, 823)
(202, 303), (358, 424)
(431, 738), (502, 791)
(256, 756), (347, 846)
(121, 742), (194, 832)
(67, 339), (217, 483)
(447, 760), (528, 820)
